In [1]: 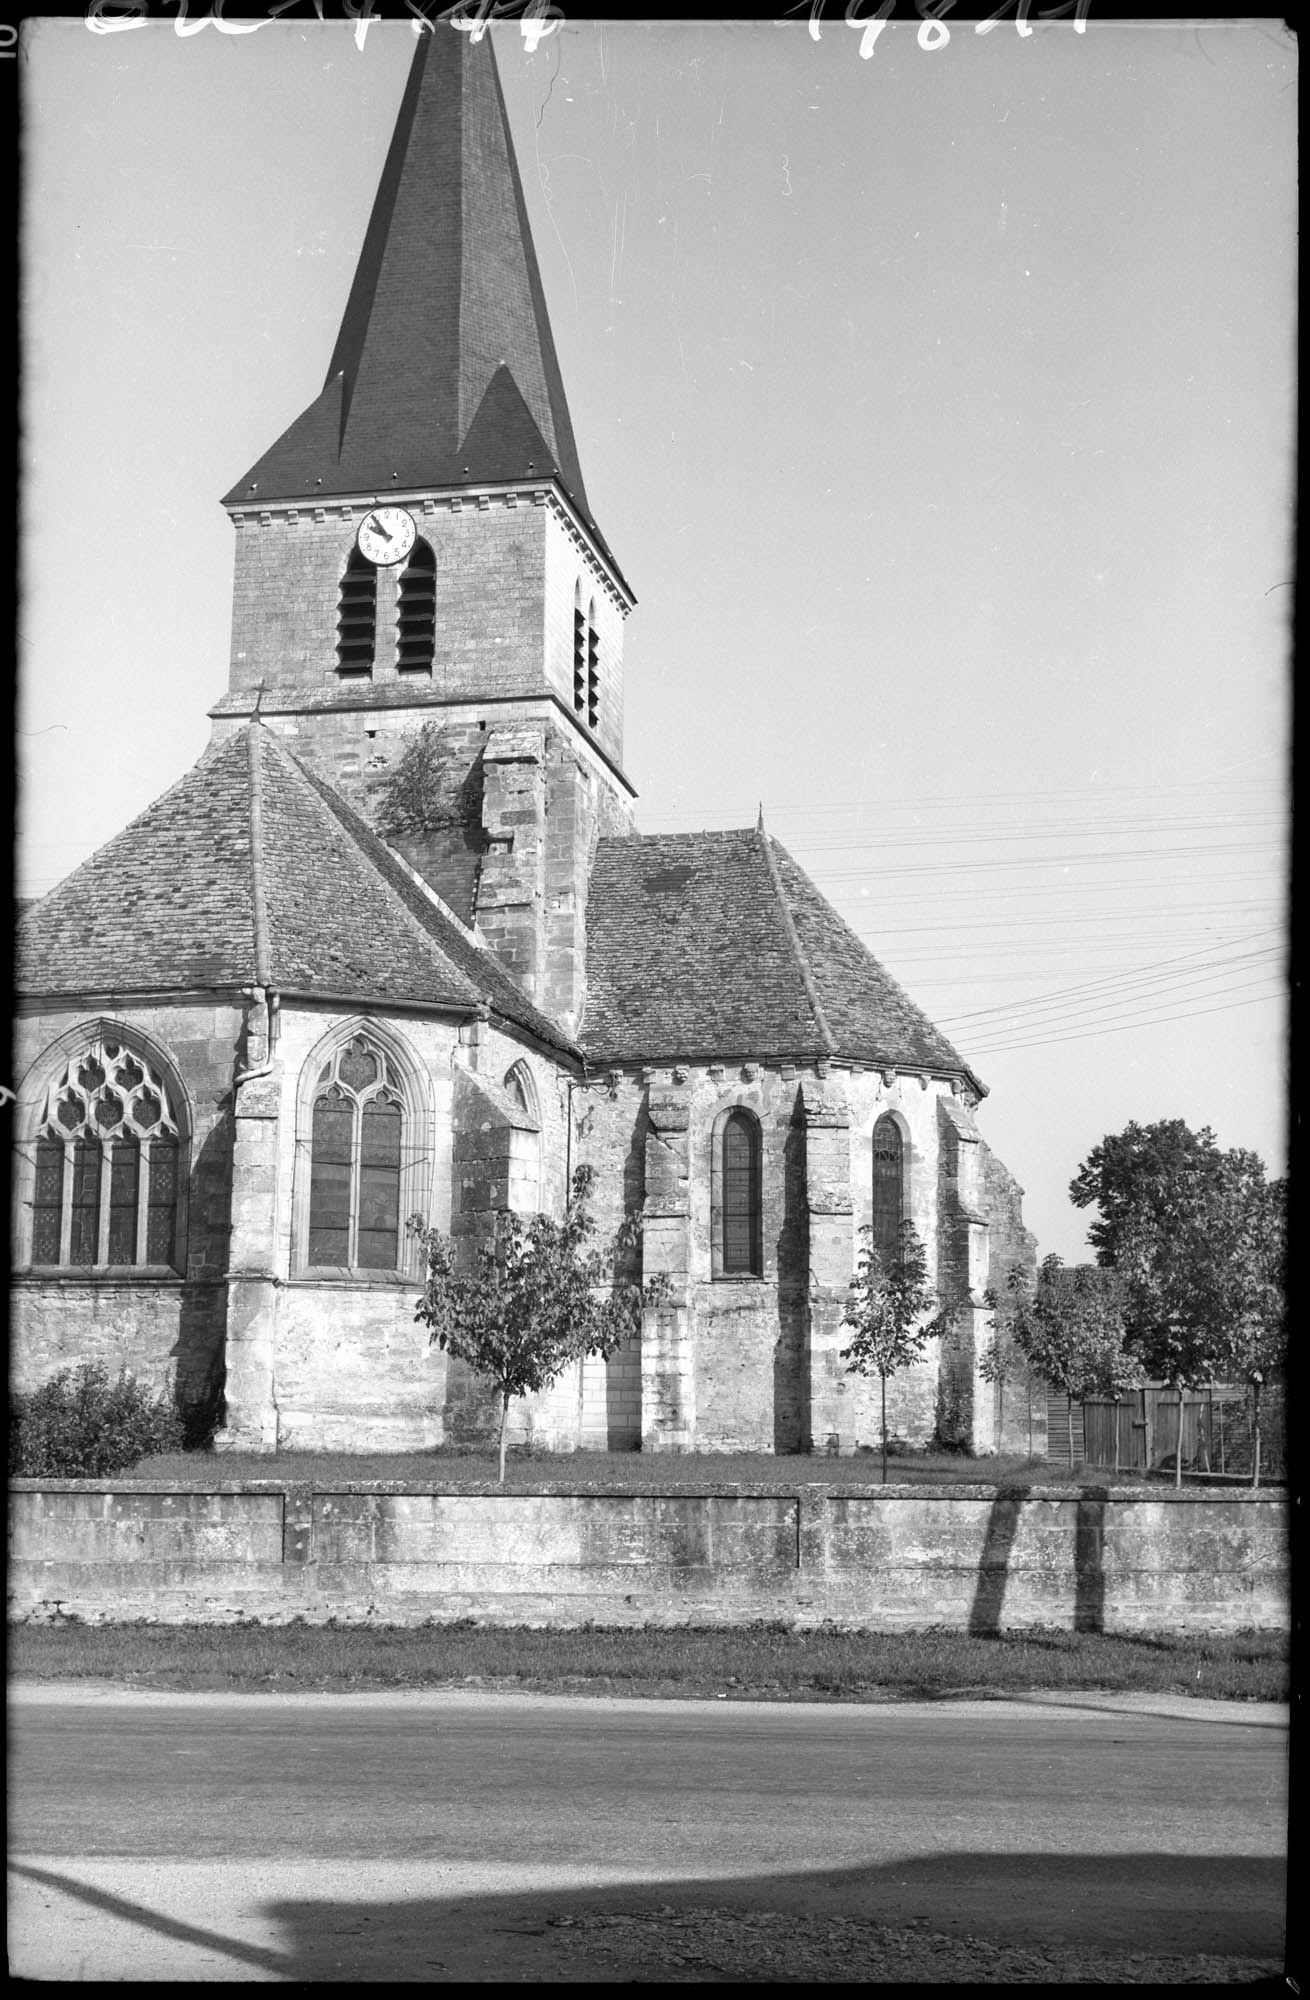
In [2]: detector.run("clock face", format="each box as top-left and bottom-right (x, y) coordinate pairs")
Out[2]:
(356, 506), (416, 567)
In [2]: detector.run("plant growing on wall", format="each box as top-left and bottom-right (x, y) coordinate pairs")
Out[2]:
(409, 1165), (666, 1483)
(840, 1220), (945, 1484)
(372, 721), (460, 840)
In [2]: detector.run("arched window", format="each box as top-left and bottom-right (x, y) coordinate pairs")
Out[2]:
(305, 1034), (406, 1270)
(714, 1107), (763, 1278)
(871, 1114), (905, 1268)
(396, 538), (436, 673)
(504, 1060), (542, 1213)
(337, 547), (376, 676)
(26, 1033), (183, 1270)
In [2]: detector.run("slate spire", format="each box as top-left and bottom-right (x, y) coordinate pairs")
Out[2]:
(223, 27), (591, 519)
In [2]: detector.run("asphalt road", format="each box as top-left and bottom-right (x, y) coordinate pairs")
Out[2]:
(8, 1686), (1288, 1983)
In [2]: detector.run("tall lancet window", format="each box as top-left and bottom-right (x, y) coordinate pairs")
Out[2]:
(870, 1115), (905, 1269)
(714, 1107), (763, 1278)
(307, 1036), (404, 1270)
(337, 547), (376, 676)
(396, 539), (436, 673)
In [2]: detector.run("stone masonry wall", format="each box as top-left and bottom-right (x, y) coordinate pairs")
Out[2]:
(228, 497), (551, 700)
(9, 1481), (1289, 1636)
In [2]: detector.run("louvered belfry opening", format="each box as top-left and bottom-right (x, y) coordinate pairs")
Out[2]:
(586, 596), (600, 728)
(870, 1114), (905, 1268)
(337, 547), (377, 675)
(396, 538), (436, 673)
(573, 581), (587, 715)
(721, 1108), (763, 1276)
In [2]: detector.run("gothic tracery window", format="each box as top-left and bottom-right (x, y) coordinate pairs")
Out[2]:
(306, 1035), (405, 1269)
(29, 1036), (182, 1269)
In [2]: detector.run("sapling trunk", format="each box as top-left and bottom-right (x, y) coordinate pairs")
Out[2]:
(881, 1373), (888, 1485)
(499, 1389), (511, 1485)
(1067, 1392), (1075, 1471)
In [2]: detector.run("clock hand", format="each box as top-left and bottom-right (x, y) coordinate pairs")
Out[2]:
(366, 514), (390, 542)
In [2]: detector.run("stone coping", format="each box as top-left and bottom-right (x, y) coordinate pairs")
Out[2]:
(8, 1479), (1283, 1504)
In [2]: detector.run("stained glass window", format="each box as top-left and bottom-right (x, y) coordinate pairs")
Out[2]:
(871, 1115), (905, 1269)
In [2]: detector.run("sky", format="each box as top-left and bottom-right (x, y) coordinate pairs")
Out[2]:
(19, 13), (1294, 1263)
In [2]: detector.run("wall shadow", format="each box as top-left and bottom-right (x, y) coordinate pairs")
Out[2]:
(967, 1484), (1030, 1636)
(11, 1848), (1285, 1984)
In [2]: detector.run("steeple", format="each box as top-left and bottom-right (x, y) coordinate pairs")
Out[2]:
(223, 26), (592, 525)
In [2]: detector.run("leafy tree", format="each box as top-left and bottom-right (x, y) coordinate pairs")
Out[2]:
(1115, 1162), (1285, 1485)
(1071, 1121), (1286, 1485)
(1069, 1119), (1228, 1268)
(840, 1220), (944, 1483)
(987, 1256), (1136, 1471)
(409, 1165), (663, 1482)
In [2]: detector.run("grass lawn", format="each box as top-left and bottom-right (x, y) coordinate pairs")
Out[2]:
(115, 1447), (1188, 1489)
(9, 1619), (1287, 1703)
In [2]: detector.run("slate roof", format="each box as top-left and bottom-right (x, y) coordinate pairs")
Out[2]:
(580, 828), (984, 1091)
(222, 28), (614, 571)
(16, 724), (576, 1057)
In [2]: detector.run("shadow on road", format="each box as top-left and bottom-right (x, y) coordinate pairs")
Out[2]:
(11, 1847), (1286, 1982)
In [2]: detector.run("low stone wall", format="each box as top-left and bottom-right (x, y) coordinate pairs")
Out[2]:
(7, 1481), (1287, 1634)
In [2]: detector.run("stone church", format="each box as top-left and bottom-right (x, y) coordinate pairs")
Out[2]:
(13, 29), (1034, 1459)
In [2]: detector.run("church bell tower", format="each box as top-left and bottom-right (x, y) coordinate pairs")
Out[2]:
(210, 26), (636, 1031)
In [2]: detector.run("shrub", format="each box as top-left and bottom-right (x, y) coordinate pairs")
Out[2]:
(9, 1364), (186, 1478)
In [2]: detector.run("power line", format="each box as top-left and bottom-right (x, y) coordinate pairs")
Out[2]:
(965, 980), (1284, 1058)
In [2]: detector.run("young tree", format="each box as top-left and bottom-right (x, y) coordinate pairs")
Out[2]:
(840, 1219), (944, 1483)
(991, 1256), (1136, 1471)
(978, 1266), (1046, 1459)
(410, 1165), (662, 1482)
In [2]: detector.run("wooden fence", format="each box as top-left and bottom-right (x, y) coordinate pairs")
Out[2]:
(1052, 1381), (1285, 1480)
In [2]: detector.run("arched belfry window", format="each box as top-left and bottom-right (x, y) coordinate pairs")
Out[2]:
(396, 538), (436, 674)
(26, 1033), (184, 1270)
(337, 547), (376, 676)
(713, 1106), (763, 1278)
(306, 1035), (405, 1270)
(871, 1114), (905, 1268)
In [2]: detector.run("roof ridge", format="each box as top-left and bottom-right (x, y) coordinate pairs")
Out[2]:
(755, 827), (837, 1058)
(247, 724), (272, 986)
